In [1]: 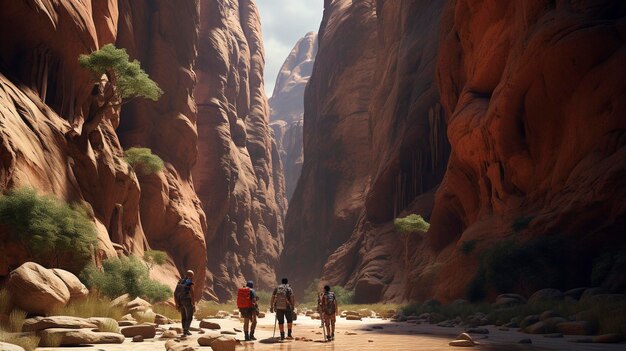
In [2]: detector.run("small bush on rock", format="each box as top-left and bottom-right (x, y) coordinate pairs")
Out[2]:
(124, 148), (164, 175)
(81, 255), (172, 302)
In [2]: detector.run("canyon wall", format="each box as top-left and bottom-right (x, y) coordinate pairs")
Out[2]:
(269, 32), (317, 200)
(193, 0), (287, 300)
(283, 0), (625, 302)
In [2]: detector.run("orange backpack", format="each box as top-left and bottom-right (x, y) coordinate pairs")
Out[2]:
(237, 287), (252, 308)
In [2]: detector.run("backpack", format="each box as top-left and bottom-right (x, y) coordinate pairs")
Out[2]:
(274, 284), (291, 310)
(174, 278), (191, 304)
(237, 287), (253, 308)
(322, 291), (336, 315)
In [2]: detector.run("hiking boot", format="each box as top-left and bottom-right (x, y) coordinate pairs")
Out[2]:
(184, 331), (192, 336)
(250, 335), (257, 341)
(244, 331), (250, 341)
(326, 335), (332, 341)
(280, 332), (285, 340)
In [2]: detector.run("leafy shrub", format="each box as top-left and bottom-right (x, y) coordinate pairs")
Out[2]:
(511, 216), (533, 232)
(301, 279), (355, 307)
(255, 290), (273, 309)
(302, 279), (321, 305)
(81, 255), (172, 302)
(124, 148), (164, 175)
(333, 286), (355, 305)
(467, 236), (574, 301)
(394, 214), (430, 233)
(144, 249), (168, 271)
(460, 240), (477, 255)
(79, 44), (162, 102)
(0, 188), (97, 267)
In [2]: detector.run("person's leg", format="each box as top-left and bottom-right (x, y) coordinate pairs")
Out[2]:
(330, 315), (336, 339)
(277, 310), (285, 339)
(181, 303), (192, 334)
(243, 316), (250, 340)
(250, 313), (257, 340)
(324, 315), (331, 339)
(286, 309), (293, 338)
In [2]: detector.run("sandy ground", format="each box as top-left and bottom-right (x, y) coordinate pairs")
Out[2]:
(37, 314), (626, 351)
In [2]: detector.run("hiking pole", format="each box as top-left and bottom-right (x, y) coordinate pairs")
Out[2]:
(321, 314), (326, 342)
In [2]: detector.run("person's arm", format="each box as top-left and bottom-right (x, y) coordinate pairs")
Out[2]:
(270, 289), (276, 312)
(190, 283), (196, 309)
(289, 291), (295, 308)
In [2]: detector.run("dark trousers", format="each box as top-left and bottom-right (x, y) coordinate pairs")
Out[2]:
(180, 299), (193, 332)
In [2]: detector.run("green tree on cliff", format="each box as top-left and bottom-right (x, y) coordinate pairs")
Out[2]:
(394, 214), (430, 268)
(78, 44), (162, 137)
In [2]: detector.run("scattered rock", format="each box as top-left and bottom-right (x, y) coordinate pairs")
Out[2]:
(519, 315), (540, 329)
(543, 333), (563, 338)
(258, 312), (266, 318)
(346, 315), (362, 321)
(495, 294), (526, 308)
(6, 262), (71, 314)
(563, 287), (586, 301)
(345, 332), (357, 335)
(199, 320), (221, 329)
(449, 340), (476, 347)
(580, 287), (606, 301)
(556, 321), (594, 335)
(87, 318), (120, 333)
(111, 294), (131, 309)
(118, 320), (137, 326)
(209, 336), (237, 351)
(539, 310), (561, 321)
(437, 320), (456, 328)
(121, 324), (156, 339)
(465, 327), (489, 334)
(165, 339), (195, 351)
(127, 297), (152, 311)
(543, 317), (567, 329)
(592, 334), (622, 343)
(132, 335), (144, 342)
(197, 332), (222, 346)
(155, 314), (173, 325)
(169, 327), (183, 333)
(358, 309), (374, 318)
(220, 330), (236, 335)
(38, 328), (124, 345)
(22, 316), (97, 332)
(518, 338), (532, 344)
(161, 330), (178, 338)
(233, 328), (241, 332)
(525, 321), (552, 334)
(529, 289), (563, 304)
(311, 313), (321, 320)
(119, 314), (136, 322)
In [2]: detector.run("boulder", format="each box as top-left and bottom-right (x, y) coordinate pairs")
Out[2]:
(358, 309), (374, 317)
(119, 314), (135, 322)
(449, 340), (476, 347)
(131, 309), (156, 323)
(127, 297), (152, 312)
(543, 317), (568, 328)
(345, 310), (359, 317)
(111, 294), (131, 309)
(88, 318), (119, 333)
(121, 325), (156, 339)
(207, 336), (236, 351)
(132, 335), (144, 342)
(155, 314), (173, 325)
(258, 312), (266, 318)
(197, 332), (222, 346)
(346, 315), (362, 321)
(38, 328), (124, 345)
(311, 313), (320, 320)
(6, 262), (70, 314)
(539, 311), (561, 321)
(165, 340), (195, 351)
(22, 316), (96, 331)
(556, 321), (594, 335)
(528, 289), (563, 304)
(563, 288), (586, 301)
(0, 342), (25, 351)
(495, 294), (526, 308)
(199, 320), (221, 330)
(51, 269), (89, 300)
(169, 327), (183, 333)
(519, 315), (540, 329)
(161, 330), (178, 338)
(525, 321), (554, 334)
(118, 320), (137, 326)
(593, 334), (622, 343)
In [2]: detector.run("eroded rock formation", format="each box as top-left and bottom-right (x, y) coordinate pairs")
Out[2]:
(269, 32), (317, 200)
(193, 0), (286, 300)
(283, 0), (626, 302)
(0, 0), (207, 298)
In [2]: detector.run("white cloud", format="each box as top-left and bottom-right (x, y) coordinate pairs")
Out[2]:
(256, 0), (323, 96)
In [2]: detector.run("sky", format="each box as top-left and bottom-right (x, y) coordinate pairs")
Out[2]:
(256, 0), (324, 97)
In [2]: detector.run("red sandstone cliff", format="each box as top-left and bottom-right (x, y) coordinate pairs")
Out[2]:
(269, 32), (317, 200)
(0, 0), (207, 298)
(193, 0), (287, 300)
(283, 0), (625, 302)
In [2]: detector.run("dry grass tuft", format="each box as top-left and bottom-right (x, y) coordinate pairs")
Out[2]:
(39, 332), (63, 347)
(0, 331), (41, 351)
(194, 300), (236, 319)
(0, 310), (27, 332)
(51, 294), (125, 320)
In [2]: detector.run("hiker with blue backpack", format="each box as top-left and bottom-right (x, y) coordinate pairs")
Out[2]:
(237, 280), (258, 341)
(174, 270), (196, 336)
(270, 278), (295, 340)
(320, 285), (338, 341)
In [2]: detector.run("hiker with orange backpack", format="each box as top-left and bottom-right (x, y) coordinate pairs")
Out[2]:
(237, 281), (258, 341)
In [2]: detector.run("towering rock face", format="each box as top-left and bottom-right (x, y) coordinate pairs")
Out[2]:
(269, 32), (317, 200)
(0, 0), (207, 298)
(284, 0), (626, 302)
(193, 0), (287, 300)
(425, 0), (626, 301)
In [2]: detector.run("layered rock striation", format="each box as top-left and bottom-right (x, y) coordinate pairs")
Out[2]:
(269, 32), (317, 200)
(193, 0), (287, 300)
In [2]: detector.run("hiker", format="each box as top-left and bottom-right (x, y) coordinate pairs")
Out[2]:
(237, 280), (258, 341)
(174, 270), (196, 336)
(270, 278), (295, 340)
(321, 285), (337, 341)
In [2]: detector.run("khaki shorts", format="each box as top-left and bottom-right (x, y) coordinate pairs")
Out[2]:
(323, 313), (336, 323)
